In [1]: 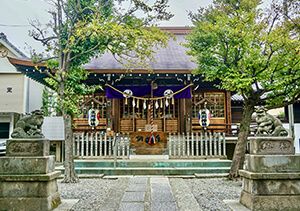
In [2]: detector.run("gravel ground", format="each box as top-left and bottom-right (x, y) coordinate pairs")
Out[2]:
(58, 178), (129, 211)
(185, 178), (242, 211)
(58, 177), (242, 211)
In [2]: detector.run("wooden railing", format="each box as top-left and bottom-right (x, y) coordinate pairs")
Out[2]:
(73, 132), (130, 159)
(168, 132), (226, 158)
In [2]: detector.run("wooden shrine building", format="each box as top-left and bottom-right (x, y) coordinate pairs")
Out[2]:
(8, 27), (233, 155)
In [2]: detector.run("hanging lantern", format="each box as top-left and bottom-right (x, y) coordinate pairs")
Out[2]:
(137, 99), (139, 108)
(160, 99), (163, 108)
(143, 100), (147, 110)
(198, 108), (211, 128)
(88, 108), (99, 128)
(132, 98), (136, 108)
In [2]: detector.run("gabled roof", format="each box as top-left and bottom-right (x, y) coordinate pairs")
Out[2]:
(0, 32), (27, 59)
(9, 27), (197, 75)
(84, 27), (197, 71)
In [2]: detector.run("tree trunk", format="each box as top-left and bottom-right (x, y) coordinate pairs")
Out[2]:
(57, 75), (78, 183)
(228, 100), (255, 179)
(62, 114), (79, 183)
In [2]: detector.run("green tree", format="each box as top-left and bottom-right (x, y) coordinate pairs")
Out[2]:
(187, 0), (300, 179)
(30, 0), (173, 183)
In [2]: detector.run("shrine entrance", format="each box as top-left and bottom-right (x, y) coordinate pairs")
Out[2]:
(116, 91), (180, 155)
(107, 83), (192, 155)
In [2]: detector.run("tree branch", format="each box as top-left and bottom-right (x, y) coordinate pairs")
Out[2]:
(69, 42), (101, 61)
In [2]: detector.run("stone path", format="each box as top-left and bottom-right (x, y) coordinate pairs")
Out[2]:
(117, 176), (200, 211)
(150, 177), (177, 211)
(119, 177), (147, 211)
(57, 177), (241, 210)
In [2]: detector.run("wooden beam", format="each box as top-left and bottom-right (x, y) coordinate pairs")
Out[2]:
(88, 69), (192, 74)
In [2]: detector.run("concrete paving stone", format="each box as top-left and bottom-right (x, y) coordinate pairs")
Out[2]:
(119, 202), (144, 211)
(151, 183), (172, 190)
(122, 191), (145, 202)
(127, 184), (147, 192)
(130, 177), (148, 184)
(151, 201), (177, 211)
(169, 178), (202, 211)
(150, 177), (169, 184)
(151, 190), (175, 202)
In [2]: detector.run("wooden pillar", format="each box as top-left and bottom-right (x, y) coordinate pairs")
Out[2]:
(225, 91), (232, 132)
(178, 99), (183, 133)
(185, 96), (192, 133)
(179, 98), (187, 133)
(111, 99), (120, 132)
(178, 88), (193, 133)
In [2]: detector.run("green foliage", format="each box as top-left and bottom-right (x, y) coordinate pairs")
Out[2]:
(44, 67), (100, 116)
(187, 0), (300, 107)
(31, 0), (173, 117)
(42, 88), (50, 116)
(41, 87), (59, 116)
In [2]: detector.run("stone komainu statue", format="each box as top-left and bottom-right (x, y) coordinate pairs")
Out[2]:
(11, 110), (44, 138)
(255, 106), (288, 137)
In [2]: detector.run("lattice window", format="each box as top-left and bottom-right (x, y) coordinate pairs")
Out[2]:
(120, 98), (147, 119)
(192, 92), (225, 118)
(192, 93), (205, 118)
(78, 95), (107, 118)
(204, 93), (225, 118)
(120, 98), (178, 119)
(154, 99), (178, 119)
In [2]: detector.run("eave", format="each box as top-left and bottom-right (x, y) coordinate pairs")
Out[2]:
(8, 57), (223, 92)
(7, 57), (48, 85)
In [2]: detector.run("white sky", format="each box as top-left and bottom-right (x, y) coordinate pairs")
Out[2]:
(0, 0), (272, 56)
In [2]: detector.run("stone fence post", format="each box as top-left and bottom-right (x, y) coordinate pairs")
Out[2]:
(239, 136), (300, 210)
(0, 138), (61, 210)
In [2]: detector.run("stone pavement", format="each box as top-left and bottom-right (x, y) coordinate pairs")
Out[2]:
(56, 176), (241, 210)
(118, 176), (201, 211)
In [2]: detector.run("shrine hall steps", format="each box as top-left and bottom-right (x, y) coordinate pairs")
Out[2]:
(56, 159), (231, 176)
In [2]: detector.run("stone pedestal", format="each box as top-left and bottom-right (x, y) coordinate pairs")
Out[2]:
(0, 139), (61, 211)
(239, 137), (300, 211)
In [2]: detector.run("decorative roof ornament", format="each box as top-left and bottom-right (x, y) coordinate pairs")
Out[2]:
(0, 32), (27, 58)
(0, 49), (8, 58)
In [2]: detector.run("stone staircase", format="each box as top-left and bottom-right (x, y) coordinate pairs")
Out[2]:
(56, 156), (231, 176)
